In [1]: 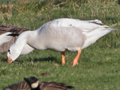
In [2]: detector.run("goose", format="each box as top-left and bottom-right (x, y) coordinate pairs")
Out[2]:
(3, 76), (74, 90)
(0, 24), (34, 53)
(24, 76), (74, 90)
(7, 18), (117, 66)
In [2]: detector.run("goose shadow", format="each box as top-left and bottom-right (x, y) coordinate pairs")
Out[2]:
(26, 57), (61, 64)
(1, 56), (61, 64)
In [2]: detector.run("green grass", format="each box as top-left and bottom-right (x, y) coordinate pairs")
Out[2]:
(1, 46), (120, 90)
(0, 0), (120, 90)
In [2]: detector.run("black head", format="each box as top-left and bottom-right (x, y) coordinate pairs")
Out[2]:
(24, 76), (39, 89)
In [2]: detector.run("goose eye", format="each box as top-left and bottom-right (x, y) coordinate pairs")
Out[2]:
(8, 49), (11, 54)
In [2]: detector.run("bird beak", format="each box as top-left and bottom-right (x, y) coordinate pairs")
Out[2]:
(7, 57), (13, 63)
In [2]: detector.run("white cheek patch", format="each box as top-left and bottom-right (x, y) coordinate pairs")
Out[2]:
(31, 81), (39, 88)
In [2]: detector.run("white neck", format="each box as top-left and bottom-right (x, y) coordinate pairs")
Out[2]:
(8, 31), (32, 61)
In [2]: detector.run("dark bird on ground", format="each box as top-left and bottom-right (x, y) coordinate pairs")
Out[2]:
(3, 76), (74, 90)
(24, 76), (74, 90)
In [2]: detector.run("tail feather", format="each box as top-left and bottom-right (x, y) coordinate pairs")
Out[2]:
(111, 28), (118, 31)
(102, 25), (118, 31)
(89, 19), (103, 25)
(105, 27), (118, 31)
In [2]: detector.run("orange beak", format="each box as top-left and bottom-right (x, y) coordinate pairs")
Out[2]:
(7, 57), (13, 63)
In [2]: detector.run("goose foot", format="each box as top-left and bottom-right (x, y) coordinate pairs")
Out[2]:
(72, 60), (78, 66)
(72, 50), (82, 66)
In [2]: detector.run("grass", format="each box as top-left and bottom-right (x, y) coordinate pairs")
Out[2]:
(1, 47), (120, 90)
(0, 0), (120, 90)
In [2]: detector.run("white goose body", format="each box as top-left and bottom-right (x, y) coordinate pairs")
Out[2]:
(7, 18), (117, 66)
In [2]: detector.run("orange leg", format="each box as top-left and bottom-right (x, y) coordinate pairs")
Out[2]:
(61, 52), (65, 65)
(72, 50), (82, 66)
